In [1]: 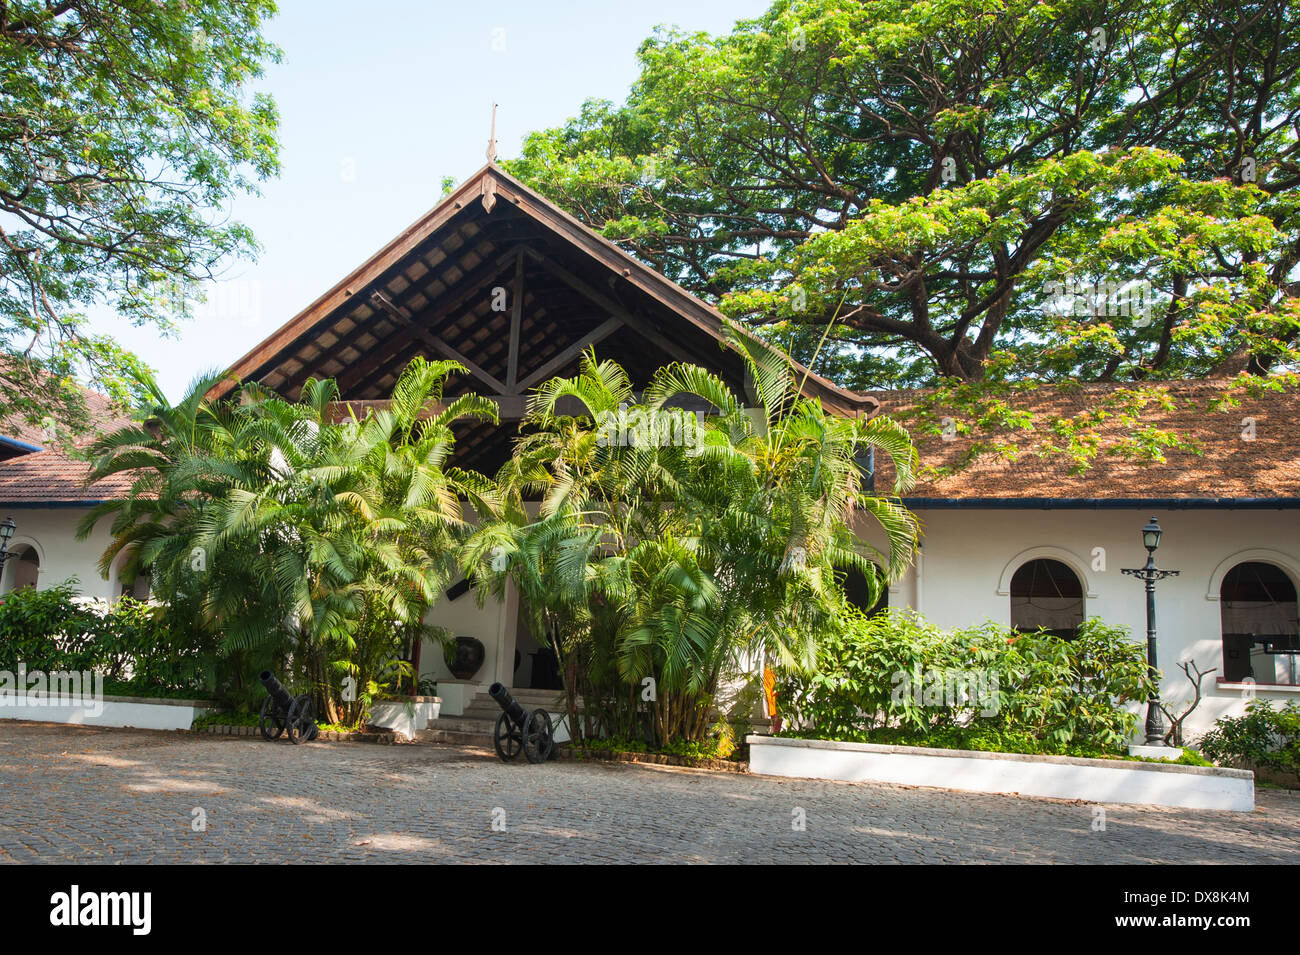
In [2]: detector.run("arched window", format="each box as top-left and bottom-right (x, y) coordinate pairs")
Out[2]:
(1220, 562), (1299, 685)
(120, 570), (152, 601)
(840, 564), (888, 617)
(1010, 558), (1083, 638)
(2, 546), (39, 593)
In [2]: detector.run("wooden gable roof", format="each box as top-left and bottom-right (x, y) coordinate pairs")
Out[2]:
(216, 163), (876, 472)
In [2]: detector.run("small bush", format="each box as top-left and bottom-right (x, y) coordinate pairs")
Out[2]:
(0, 580), (102, 672)
(1199, 700), (1300, 781)
(0, 579), (217, 698)
(777, 608), (1154, 755)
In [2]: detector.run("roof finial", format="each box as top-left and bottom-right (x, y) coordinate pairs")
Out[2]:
(486, 102), (499, 163)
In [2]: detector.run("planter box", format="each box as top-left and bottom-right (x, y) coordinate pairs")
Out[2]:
(368, 697), (441, 739)
(0, 694), (216, 732)
(747, 735), (1255, 812)
(431, 681), (475, 717)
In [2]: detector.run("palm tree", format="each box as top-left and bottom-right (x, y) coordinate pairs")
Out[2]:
(80, 358), (497, 721)
(468, 333), (920, 744)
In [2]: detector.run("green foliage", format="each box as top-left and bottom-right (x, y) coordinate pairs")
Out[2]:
(79, 357), (497, 721)
(93, 596), (219, 697)
(0, 580), (101, 672)
(575, 731), (743, 762)
(0, 0), (281, 433)
(507, 0), (1300, 467)
(1199, 700), (1300, 780)
(465, 336), (919, 746)
(777, 609), (1154, 755)
(1171, 747), (1213, 768)
(0, 579), (216, 696)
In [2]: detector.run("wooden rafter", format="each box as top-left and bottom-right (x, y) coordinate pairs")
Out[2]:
(523, 249), (701, 367)
(369, 291), (507, 394)
(505, 250), (525, 392)
(329, 394), (531, 422)
(516, 317), (625, 391)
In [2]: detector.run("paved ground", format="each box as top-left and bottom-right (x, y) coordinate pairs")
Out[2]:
(0, 722), (1297, 864)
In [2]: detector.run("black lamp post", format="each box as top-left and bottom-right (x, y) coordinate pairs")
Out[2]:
(1121, 517), (1180, 746)
(0, 516), (16, 582)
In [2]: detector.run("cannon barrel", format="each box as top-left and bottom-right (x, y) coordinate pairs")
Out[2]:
(259, 670), (294, 710)
(489, 682), (528, 728)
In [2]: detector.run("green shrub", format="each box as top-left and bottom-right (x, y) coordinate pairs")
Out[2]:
(94, 596), (217, 696)
(1173, 747), (1213, 767)
(0, 580), (101, 672)
(574, 732), (741, 762)
(1199, 700), (1300, 780)
(777, 608), (1153, 755)
(0, 579), (217, 698)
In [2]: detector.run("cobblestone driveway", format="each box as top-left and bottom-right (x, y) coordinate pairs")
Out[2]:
(1, 722), (1297, 863)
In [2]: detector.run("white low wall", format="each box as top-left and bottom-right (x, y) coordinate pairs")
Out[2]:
(0, 695), (216, 731)
(433, 681), (479, 717)
(368, 698), (441, 739)
(747, 735), (1255, 812)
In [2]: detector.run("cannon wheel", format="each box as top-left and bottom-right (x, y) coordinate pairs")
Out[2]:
(522, 708), (555, 764)
(259, 695), (287, 741)
(493, 711), (522, 762)
(286, 694), (318, 744)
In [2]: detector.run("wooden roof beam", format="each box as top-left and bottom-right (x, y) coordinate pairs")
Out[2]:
(369, 291), (507, 394)
(329, 394), (530, 422)
(505, 250), (525, 392)
(516, 316), (625, 391)
(524, 248), (704, 367)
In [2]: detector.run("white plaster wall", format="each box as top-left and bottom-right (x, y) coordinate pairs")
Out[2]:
(855, 506), (1300, 740)
(420, 586), (512, 692)
(0, 507), (121, 599)
(417, 503), (540, 698)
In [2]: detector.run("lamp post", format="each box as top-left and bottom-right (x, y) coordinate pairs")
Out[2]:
(0, 516), (15, 590)
(1121, 517), (1180, 746)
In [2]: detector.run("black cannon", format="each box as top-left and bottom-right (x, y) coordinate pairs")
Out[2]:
(489, 682), (554, 763)
(258, 670), (318, 744)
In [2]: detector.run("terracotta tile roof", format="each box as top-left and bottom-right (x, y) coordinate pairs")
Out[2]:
(870, 379), (1300, 503)
(2, 376), (1295, 507)
(0, 447), (136, 505)
(0, 389), (134, 507)
(1, 389), (121, 447)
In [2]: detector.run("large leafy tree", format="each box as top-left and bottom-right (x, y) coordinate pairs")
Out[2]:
(0, 0), (280, 435)
(507, 0), (1300, 465)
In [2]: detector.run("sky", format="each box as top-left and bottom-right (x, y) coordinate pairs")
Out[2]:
(92, 0), (769, 401)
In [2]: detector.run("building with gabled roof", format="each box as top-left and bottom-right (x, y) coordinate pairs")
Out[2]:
(2, 162), (1297, 738)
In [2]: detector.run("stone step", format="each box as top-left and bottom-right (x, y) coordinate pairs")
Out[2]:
(425, 688), (580, 747)
(460, 702), (570, 719)
(417, 728), (495, 748)
(463, 694), (572, 711)
(509, 690), (570, 705)
(460, 709), (504, 723)
(434, 716), (498, 734)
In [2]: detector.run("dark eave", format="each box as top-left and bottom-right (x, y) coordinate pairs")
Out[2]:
(215, 163), (876, 421)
